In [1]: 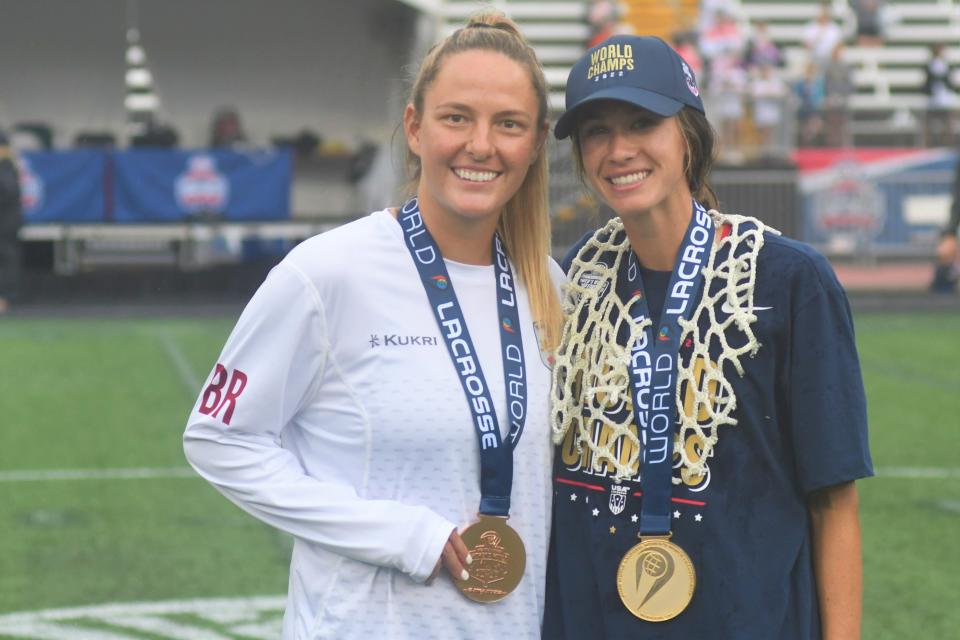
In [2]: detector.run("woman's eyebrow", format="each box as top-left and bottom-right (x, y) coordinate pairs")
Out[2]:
(494, 109), (533, 119)
(432, 101), (473, 112)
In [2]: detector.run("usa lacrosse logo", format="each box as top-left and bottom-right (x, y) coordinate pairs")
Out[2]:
(609, 484), (629, 515)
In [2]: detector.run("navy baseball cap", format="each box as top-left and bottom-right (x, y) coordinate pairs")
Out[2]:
(554, 35), (705, 139)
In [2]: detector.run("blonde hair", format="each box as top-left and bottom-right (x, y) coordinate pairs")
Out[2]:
(405, 12), (562, 351)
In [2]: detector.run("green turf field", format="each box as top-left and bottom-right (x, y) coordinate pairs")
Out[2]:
(0, 311), (958, 639)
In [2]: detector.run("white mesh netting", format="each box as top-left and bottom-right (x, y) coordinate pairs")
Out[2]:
(551, 210), (778, 484)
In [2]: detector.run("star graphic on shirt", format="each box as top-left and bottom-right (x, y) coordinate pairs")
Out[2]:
(592, 508), (599, 517)
(630, 514), (638, 523)
(368, 334), (380, 348)
(609, 526), (617, 534)
(673, 510), (681, 519)
(695, 513), (703, 522)
(570, 493), (578, 502)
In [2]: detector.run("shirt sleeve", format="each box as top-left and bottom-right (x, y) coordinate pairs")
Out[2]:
(788, 253), (874, 495)
(182, 261), (456, 582)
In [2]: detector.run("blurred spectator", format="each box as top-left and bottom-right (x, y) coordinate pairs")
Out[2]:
(750, 63), (788, 156)
(794, 62), (826, 146)
(744, 21), (783, 71)
(209, 107), (248, 148)
(931, 151), (960, 293)
(850, 0), (885, 47)
(700, 9), (746, 159)
(710, 56), (747, 160)
(822, 43), (854, 147)
(0, 129), (22, 314)
(698, 0), (734, 33)
(923, 44), (957, 147)
(700, 9), (742, 71)
(587, 0), (626, 49)
(671, 30), (703, 78)
(803, 4), (843, 67)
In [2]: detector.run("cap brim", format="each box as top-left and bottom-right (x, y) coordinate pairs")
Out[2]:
(554, 87), (685, 139)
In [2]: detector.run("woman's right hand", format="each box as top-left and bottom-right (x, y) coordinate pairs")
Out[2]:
(428, 529), (473, 584)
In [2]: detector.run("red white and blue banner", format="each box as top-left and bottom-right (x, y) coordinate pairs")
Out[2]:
(19, 150), (107, 223)
(794, 148), (958, 254)
(112, 149), (292, 222)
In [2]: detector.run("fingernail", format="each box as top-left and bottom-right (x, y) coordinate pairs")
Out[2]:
(460, 569), (470, 581)
(466, 554), (473, 565)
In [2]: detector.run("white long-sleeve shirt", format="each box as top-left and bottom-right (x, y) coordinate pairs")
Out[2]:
(183, 210), (562, 639)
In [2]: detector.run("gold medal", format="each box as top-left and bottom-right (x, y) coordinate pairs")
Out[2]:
(617, 535), (695, 621)
(455, 515), (526, 603)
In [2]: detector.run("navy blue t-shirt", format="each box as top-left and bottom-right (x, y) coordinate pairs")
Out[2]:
(633, 264), (671, 328)
(545, 227), (873, 640)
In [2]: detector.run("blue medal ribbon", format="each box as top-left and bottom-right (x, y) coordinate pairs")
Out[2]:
(624, 200), (714, 535)
(397, 198), (527, 517)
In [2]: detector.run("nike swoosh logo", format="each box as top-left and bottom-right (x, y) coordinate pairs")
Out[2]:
(720, 301), (773, 314)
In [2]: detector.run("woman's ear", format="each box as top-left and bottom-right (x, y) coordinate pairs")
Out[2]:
(403, 103), (422, 157)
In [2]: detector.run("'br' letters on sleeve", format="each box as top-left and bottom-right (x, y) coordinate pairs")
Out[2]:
(199, 364), (248, 425)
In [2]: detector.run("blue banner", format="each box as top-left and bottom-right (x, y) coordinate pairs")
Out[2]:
(112, 148), (292, 222)
(20, 150), (107, 223)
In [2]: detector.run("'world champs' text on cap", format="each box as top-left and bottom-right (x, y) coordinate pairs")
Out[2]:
(554, 35), (705, 139)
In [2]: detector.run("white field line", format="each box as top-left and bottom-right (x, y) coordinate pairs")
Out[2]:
(0, 596), (285, 640)
(0, 621), (137, 640)
(0, 596), (286, 624)
(107, 614), (235, 640)
(157, 331), (203, 398)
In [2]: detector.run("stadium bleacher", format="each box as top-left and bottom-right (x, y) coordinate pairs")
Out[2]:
(440, 0), (958, 147)
(742, 0), (960, 136)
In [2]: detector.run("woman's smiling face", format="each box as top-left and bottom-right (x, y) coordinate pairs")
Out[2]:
(404, 49), (544, 231)
(576, 100), (692, 222)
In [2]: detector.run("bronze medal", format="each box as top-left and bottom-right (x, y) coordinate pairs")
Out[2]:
(455, 515), (526, 603)
(616, 535), (695, 621)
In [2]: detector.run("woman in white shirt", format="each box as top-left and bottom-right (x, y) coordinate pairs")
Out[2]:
(183, 12), (563, 639)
